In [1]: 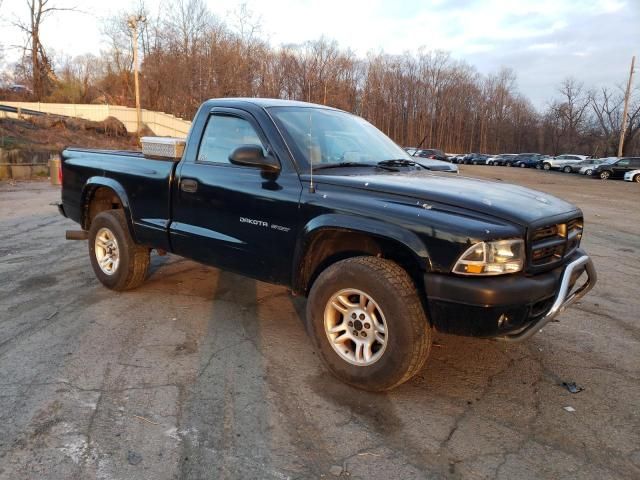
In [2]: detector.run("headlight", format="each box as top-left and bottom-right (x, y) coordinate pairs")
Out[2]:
(453, 239), (525, 275)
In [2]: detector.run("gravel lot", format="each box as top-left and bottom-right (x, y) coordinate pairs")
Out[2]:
(0, 167), (638, 480)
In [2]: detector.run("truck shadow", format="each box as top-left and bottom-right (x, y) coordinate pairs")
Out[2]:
(137, 260), (538, 477)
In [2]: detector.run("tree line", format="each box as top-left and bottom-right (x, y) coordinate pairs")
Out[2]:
(3, 0), (639, 156)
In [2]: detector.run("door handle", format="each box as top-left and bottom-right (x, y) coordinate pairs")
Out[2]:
(180, 179), (198, 193)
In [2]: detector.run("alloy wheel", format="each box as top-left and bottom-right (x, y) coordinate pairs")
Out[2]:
(324, 288), (387, 366)
(94, 227), (120, 275)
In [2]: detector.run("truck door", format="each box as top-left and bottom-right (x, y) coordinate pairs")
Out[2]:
(169, 108), (302, 285)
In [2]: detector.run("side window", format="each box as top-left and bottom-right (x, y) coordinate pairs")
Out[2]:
(631, 159), (640, 168)
(617, 159), (630, 167)
(197, 115), (264, 164)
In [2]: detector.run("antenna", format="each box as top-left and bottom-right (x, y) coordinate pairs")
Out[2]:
(308, 111), (315, 193)
(414, 134), (427, 156)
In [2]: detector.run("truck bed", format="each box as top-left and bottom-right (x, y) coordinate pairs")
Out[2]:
(61, 147), (178, 250)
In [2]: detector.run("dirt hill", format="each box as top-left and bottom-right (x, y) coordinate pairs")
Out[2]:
(0, 114), (139, 153)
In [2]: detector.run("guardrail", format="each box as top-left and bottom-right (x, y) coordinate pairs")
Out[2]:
(0, 104), (48, 117)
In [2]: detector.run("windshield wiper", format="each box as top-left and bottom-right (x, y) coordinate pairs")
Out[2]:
(377, 159), (423, 168)
(314, 161), (398, 171)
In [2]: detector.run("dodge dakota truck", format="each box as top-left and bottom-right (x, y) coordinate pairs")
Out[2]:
(58, 98), (597, 391)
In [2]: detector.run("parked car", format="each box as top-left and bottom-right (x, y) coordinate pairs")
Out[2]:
(562, 158), (605, 174)
(624, 169), (640, 182)
(541, 154), (588, 171)
(458, 153), (488, 165)
(403, 148), (457, 172)
(579, 158), (617, 175)
(409, 148), (448, 161)
(57, 97), (596, 391)
(487, 154), (516, 166)
(591, 157), (640, 179)
(468, 154), (490, 165)
(454, 153), (474, 164)
(513, 153), (544, 168)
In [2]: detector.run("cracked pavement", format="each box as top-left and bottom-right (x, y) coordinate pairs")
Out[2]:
(0, 167), (638, 479)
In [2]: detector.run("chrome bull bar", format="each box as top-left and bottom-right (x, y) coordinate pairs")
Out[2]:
(497, 255), (597, 342)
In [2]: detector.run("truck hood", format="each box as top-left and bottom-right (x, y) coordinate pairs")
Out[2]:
(312, 171), (581, 226)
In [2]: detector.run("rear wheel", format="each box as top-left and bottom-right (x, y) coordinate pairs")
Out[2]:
(88, 210), (150, 291)
(599, 170), (611, 180)
(585, 169), (593, 175)
(306, 256), (432, 391)
(506, 162), (512, 167)
(543, 163), (551, 170)
(563, 166), (572, 173)
(520, 163), (526, 168)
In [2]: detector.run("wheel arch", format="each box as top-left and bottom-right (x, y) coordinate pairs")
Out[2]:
(292, 214), (431, 296)
(81, 177), (136, 239)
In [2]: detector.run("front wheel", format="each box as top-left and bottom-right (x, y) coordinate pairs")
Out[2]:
(88, 210), (150, 291)
(520, 163), (526, 168)
(306, 257), (432, 391)
(634, 174), (640, 183)
(506, 162), (512, 167)
(599, 170), (611, 180)
(543, 163), (551, 170)
(585, 169), (593, 175)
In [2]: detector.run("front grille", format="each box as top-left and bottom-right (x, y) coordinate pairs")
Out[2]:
(529, 217), (583, 269)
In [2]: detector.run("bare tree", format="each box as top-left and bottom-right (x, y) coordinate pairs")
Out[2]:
(590, 86), (640, 156)
(13, 0), (77, 99)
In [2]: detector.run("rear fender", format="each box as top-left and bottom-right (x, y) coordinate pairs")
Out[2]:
(81, 177), (136, 240)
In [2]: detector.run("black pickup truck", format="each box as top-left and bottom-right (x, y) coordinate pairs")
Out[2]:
(58, 98), (596, 391)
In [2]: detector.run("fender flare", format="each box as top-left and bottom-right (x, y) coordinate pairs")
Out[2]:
(292, 213), (432, 292)
(81, 177), (137, 240)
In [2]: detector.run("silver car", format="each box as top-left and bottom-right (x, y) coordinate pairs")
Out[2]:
(579, 157), (618, 175)
(624, 169), (640, 182)
(542, 154), (588, 171)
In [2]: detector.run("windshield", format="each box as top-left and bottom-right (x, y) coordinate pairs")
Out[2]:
(269, 107), (410, 169)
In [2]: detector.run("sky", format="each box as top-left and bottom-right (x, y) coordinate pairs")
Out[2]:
(1, 0), (638, 110)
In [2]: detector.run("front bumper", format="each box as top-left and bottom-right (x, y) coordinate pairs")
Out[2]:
(424, 249), (596, 341)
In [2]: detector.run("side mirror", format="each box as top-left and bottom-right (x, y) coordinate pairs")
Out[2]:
(229, 144), (280, 172)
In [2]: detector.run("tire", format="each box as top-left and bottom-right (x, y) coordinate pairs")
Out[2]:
(635, 174), (640, 183)
(585, 169), (593, 176)
(543, 163), (551, 170)
(506, 162), (512, 167)
(535, 164), (542, 170)
(563, 166), (572, 173)
(306, 256), (432, 391)
(488, 161), (494, 166)
(88, 210), (150, 291)
(520, 163), (526, 168)
(599, 170), (611, 180)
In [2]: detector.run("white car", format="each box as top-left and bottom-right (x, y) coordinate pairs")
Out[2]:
(624, 169), (640, 182)
(541, 154), (588, 171)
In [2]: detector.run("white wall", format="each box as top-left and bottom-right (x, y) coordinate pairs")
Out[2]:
(0, 101), (192, 138)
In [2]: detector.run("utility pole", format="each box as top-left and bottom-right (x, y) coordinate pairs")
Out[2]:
(618, 55), (636, 157)
(128, 14), (146, 141)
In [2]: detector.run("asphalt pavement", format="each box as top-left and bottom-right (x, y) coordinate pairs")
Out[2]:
(0, 167), (638, 479)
